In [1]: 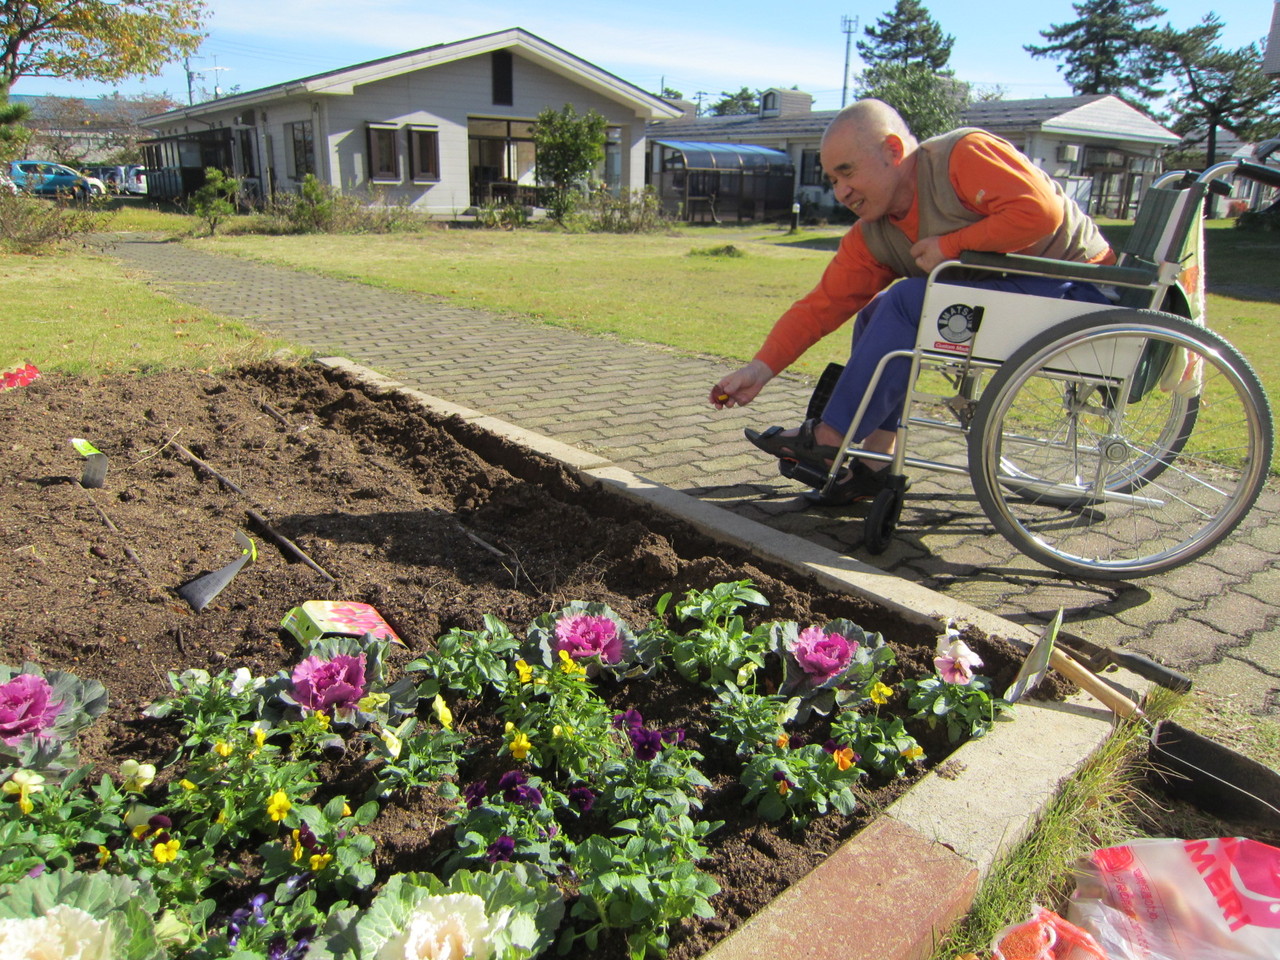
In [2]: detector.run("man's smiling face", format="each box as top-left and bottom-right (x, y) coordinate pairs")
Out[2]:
(820, 123), (903, 221)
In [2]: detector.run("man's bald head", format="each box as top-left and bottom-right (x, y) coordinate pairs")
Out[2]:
(821, 99), (917, 153)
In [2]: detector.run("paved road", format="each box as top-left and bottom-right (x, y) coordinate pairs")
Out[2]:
(94, 233), (1280, 715)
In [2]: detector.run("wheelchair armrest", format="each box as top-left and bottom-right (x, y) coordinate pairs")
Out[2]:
(956, 250), (1158, 288)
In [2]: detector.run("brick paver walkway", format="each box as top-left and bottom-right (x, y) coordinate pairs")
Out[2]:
(95, 233), (1280, 715)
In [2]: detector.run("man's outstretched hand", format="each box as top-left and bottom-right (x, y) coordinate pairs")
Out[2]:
(710, 359), (774, 409)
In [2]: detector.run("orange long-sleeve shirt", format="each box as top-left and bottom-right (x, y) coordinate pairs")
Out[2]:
(755, 131), (1113, 374)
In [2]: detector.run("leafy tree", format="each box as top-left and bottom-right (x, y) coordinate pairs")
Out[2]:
(855, 61), (969, 139)
(1154, 14), (1280, 166)
(660, 86), (683, 100)
(0, 0), (206, 93)
(1025, 0), (1168, 102)
(857, 0), (954, 71)
(26, 92), (178, 164)
(531, 102), (607, 222)
(709, 87), (758, 116)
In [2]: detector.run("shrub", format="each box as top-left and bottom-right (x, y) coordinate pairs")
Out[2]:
(477, 200), (530, 230)
(0, 192), (107, 253)
(190, 168), (239, 236)
(1234, 205), (1280, 232)
(249, 178), (428, 235)
(568, 187), (670, 234)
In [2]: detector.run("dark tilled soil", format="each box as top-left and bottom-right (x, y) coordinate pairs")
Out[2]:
(0, 361), (1042, 958)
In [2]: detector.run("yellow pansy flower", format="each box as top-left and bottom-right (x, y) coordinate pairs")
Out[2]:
(432, 694), (454, 730)
(97, 845), (112, 866)
(358, 692), (390, 713)
(515, 660), (534, 684)
(153, 838), (180, 863)
(213, 741), (233, 758)
(309, 852), (333, 872)
(557, 649), (586, 676)
(179, 779), (197, 791)
(508, 728), (532, 760)
(869, 682), (893, 705)
(267, 790), (292, 821)
(342, 802), (352, 817)
(3, 769), (45, 815)
(379, 728), (402, 759)
(901, 745), (924, 761)
(253, 726), (267, 748)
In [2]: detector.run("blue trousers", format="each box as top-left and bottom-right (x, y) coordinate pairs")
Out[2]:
(821, 275), (1111, 442)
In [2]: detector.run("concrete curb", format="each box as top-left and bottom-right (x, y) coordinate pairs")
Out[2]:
(317, 356), (1129, 960)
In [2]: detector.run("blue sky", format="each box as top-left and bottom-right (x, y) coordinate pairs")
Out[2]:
(20, 0), (1275, 109)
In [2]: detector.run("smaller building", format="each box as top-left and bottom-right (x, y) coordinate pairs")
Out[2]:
(650, 140), (794, 222)
(647, 91), (1180, 221)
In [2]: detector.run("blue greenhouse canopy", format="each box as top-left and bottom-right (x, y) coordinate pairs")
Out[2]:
(654, 140), (791, 170)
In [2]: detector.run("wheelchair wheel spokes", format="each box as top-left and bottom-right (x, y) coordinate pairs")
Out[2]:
(969, 310), (1272, 579)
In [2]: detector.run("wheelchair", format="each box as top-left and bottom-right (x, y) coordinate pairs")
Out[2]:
(782, 158), (1280, 580)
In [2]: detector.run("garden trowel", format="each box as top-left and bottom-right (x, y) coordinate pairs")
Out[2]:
(69, 437), (108, 489)
(177, 530), (257, 613)
(1004, 608), (1061, 703)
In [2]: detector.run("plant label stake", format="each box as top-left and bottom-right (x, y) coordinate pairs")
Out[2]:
(280, 600), (403, 646)
(1004, 609), (1061, 703)
(177, 530), (256, 613)
(69, 438), (108, 489)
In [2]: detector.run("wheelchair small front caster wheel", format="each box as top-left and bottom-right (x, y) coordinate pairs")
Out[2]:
(864, 487), (902, 555)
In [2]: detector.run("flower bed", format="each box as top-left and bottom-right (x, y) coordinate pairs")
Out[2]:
(0, 363), (1044, 959)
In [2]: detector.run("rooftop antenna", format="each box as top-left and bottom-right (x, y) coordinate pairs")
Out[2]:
(841, 15), (859, 107)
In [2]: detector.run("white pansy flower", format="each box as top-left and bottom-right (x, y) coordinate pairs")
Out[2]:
(379, 728), (403, 760)
(119, 759), (157, 793)
(376, 893), (496, 960)
(230, 667), (264, 695)
(0, 905), (115, 960)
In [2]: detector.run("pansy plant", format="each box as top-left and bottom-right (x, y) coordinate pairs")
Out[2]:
(739, 741), (863, 823)
(774, 619), (897, 722)
(666, 581), (772, 686)
(406, 614), (521, 699)
(902, 624), (1012, 743)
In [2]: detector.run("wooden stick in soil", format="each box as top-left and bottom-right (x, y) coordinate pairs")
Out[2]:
(245, 509), (337, 583)
(74, 482), (152, 579)
(171, 442), (336, 582)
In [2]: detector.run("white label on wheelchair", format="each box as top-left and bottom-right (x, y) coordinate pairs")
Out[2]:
(919, 283), (1118, 370)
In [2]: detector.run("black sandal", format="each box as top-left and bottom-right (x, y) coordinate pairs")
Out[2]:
(744, 418), (842, 471)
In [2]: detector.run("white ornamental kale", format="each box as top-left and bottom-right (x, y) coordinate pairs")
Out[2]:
(374, 892), (503, 960)
(0, 904), (115, 960)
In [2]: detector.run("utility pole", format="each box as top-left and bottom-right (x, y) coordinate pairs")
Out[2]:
(841, 15), (859, 108)
(184, 56), (197, 105)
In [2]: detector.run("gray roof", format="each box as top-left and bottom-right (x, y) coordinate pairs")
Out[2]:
(647, 94), (1178, 147)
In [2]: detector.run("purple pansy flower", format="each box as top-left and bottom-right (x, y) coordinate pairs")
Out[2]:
(486, 836), (515, 863)
(568, 785), (596, 813)
(612, 708), (644, 732)
(554, 614), (623, 663)
(790, 626), (856, 685)
(497, 769), (543, 807)
(463, 780), (488, 809)
(629, 726), (664, 762)
(935, 639), (983, 686)
(0, 674), (65, 745)
(290, 654), (367, 713)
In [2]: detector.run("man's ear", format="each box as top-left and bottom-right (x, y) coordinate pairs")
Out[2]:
(883, 134), (905, 164)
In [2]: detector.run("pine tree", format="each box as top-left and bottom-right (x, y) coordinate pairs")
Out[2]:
(856, 0), (955, 72)
(709, 87), (759, 116)
(1025, 0), (1168, 101)
(1156, 15), (1280, 165)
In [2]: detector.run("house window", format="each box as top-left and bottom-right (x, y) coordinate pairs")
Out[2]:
(409, 126), (440, 181)
(762, 91), (778, 113)
(492, 50), (513, 106)
(800, 149), (825, 187)
(367, 124), (399, 181)
(286, 120), (314, 179)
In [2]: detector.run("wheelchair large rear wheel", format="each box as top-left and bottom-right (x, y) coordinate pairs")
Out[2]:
(968, 310), (1272, 579)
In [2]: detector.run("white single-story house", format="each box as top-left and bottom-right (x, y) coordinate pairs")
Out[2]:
(141, 28), (681, 215)
(647, 92), (1181, 220)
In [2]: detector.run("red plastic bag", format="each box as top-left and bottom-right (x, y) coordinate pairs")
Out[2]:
(989, 904), (1109, 960)
(1068, 838), (1280, 960)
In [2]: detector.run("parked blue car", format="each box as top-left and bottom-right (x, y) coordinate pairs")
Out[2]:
(8, 160), (95, 199)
